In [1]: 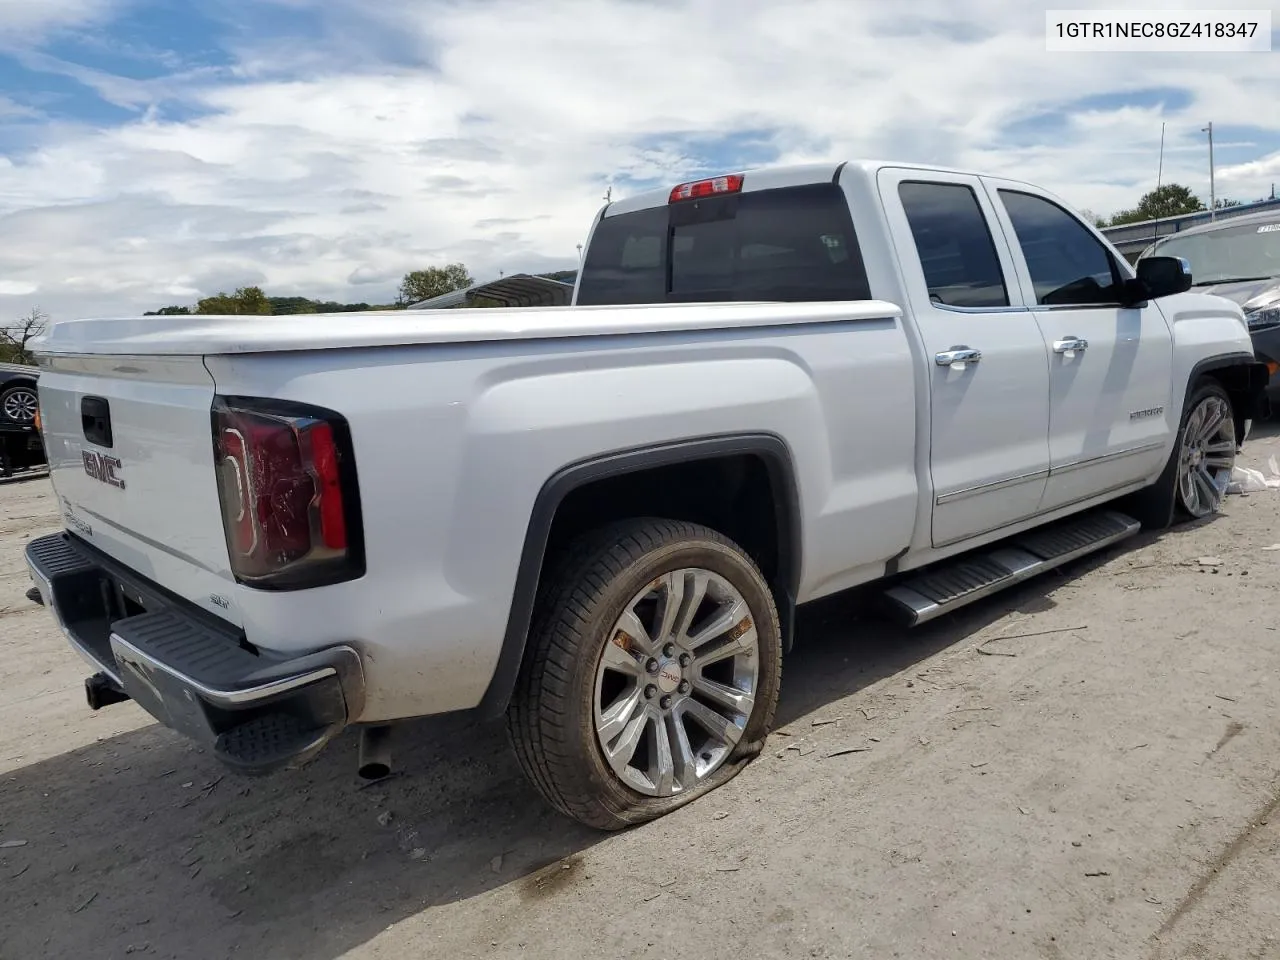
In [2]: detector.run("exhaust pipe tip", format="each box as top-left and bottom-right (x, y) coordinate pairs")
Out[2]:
(357, 724), (392, 781)
(85, 672), (130, 711)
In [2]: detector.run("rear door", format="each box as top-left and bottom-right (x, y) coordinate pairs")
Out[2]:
(36, 354), (241, 623)
(983, 180), (1175, 512)
(878, 168), (1052, 547)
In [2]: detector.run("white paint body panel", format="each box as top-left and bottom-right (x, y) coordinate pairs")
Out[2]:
(30, 159), (1254, 723)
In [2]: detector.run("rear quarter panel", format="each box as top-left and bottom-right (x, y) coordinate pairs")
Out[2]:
(204, 315), (921, 721)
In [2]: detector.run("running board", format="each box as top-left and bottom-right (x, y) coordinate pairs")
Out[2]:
(884, 510), (1141, 626)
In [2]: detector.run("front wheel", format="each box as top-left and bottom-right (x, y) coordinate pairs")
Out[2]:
(1127, 378), (1237, 527)
(507, 518), (782, 830)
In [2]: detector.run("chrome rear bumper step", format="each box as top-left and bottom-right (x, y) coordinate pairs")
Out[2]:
(884, 510), (1140, 626)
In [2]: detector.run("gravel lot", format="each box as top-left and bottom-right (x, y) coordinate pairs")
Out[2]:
(3, 429), (1279, 960)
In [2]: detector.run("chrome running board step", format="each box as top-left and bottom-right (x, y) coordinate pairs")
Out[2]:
(884, 510), (1140, 626)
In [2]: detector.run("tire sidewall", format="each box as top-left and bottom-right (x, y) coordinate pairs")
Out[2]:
(555, 532), (781, 826)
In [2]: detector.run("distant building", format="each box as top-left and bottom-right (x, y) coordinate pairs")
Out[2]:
(408, 272), (578, 310)
(1101, 198), (1280, 263)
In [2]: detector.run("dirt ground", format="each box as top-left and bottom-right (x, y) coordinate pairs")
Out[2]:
(3, 431), (1280, 960)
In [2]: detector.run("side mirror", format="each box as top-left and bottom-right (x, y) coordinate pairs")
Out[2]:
(1135, 255), (1193, 299)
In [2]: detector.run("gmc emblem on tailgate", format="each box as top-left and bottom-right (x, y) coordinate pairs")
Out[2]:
(82, 450), (126, 490)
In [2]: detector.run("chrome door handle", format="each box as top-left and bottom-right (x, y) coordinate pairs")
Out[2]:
(1053, 337), (1089, 353)
(935, 347), (982, 366)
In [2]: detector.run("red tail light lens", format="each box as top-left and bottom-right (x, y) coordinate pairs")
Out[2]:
(669, 173), (744, 203)
(212, 397), (363, 590)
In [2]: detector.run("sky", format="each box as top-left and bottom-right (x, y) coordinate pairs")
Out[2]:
(0, 0), (1278, 321)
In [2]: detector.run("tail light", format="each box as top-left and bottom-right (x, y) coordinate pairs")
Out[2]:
(669, 173), (744, 203)
(212, 397), (364, 590)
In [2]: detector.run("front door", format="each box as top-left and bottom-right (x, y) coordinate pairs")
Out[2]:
(879, 169), (1051, 547)
(983, 181), (1176, 512)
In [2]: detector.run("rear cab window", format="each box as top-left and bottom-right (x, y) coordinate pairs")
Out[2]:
(575, 182), (872, 305)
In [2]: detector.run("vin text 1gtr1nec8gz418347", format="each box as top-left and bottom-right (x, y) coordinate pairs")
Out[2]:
(24, 160), (1266, 829)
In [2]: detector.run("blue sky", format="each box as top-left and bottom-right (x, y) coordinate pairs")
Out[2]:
(1, 0), (1279, 319)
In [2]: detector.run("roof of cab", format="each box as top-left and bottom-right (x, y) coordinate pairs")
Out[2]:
(602, 158), (989, 216)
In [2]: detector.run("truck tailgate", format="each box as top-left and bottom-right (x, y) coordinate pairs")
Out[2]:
(36, 354), (240, 625)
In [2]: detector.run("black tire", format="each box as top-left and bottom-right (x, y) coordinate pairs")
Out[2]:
(506, 517), (782, 831)
(1125, 377), (1234, 529)
(0, 382), (38, 425)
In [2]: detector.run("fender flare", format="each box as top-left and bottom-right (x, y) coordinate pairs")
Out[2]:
(475, 433), (803, 718)
(1186, 351), (1271, 424)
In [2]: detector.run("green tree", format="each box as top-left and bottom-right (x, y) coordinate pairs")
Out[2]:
(1108, 183), (1204, 225)
(143, 305), (192, 316)
(196, 286), (272, 315)
(1215, 198), (1242, 209)
(397, 263), (473, 306)
(267, 296), (318, 315)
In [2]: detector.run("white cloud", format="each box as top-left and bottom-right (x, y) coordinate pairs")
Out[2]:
(0, 0), (124, 38)
(1, 0), (1278, 322)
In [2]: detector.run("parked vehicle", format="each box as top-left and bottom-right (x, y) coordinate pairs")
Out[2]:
(0, 361), (39, 426)
(25, 160), (1266, 829)
(1139, 209), (1280, 400)
(0, 361), (45, 477)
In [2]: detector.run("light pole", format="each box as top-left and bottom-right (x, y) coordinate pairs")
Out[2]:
(1203, 122), (1216, 221)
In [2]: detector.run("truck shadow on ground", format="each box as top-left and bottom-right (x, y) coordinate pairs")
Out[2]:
(0, 531), (1193, 960)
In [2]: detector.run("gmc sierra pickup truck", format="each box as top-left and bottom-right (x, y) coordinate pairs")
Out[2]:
(25, 160), (1266, 830)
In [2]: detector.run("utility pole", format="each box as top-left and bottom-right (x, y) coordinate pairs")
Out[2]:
(1202, 122), (1216, 221)
(603, 186), (612, 204)
(576, 243), (583, 262)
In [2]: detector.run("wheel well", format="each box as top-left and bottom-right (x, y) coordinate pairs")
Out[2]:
(1196, 360), (1268, 442)
(1, 378), (36, 392)
(476, 438), (802, 718)
(545, 453), (788, 588)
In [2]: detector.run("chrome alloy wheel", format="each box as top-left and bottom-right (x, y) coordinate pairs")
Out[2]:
(1178, 393), (1236, 517)
(2, 387), (37, 424)
(592, 568), (759, 797)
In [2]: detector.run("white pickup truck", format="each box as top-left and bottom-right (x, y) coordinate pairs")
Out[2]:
(25, 160), (1266, 830)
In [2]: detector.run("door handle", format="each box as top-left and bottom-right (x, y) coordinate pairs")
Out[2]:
(935, 347), (982, 367)
(1053, 337), (1089, 354)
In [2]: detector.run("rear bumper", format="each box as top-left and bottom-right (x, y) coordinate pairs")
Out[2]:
(25, 532), (365, 774)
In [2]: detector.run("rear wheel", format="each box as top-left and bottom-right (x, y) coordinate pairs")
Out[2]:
(1127, 378), (1236, 527)
(507, 518), (781, 830)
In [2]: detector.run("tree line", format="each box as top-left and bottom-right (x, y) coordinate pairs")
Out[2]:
(1079, 182), (1271, 229)
(143, 263), (481, 316)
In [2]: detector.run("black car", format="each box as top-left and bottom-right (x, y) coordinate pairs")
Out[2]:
(0, 361), (39, 426)
(0, 360), (44, 476)
(1140, 209), (1280, 399)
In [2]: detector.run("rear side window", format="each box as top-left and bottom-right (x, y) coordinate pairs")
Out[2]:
(897, 181), (1010, 308)
(575, 183), (871, 305)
